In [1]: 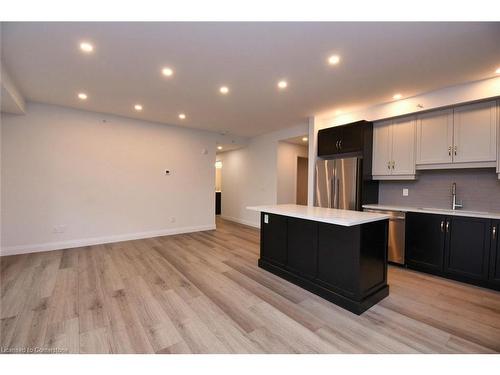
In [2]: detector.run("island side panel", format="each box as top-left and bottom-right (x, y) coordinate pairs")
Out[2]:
(260, 212), (287, 267)
(359, 219), (389, 297)
(316, 223), (361, 300)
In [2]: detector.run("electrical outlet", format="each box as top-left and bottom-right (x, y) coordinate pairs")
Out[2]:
(402, 188), (409, 197)
(52, 225), (67, 234)
(264, 214), (269, 224)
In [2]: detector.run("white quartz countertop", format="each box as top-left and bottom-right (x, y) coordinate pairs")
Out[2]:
(247, 204), (389, 227)
(363, 204), (500, 220)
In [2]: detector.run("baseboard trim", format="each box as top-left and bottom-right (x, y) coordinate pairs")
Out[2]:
(0, 224), (216, 256)
(219, 215), (260, 228)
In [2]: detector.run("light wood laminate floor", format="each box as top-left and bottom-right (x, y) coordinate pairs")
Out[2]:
(1, 217), (500, 353)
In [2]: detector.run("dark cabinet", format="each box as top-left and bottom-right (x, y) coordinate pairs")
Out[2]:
(287, 217), (318, 279)
(261, 213), (287, 266)
(445, 216), (490, 281)
(317, 121), (367, 157)
(340, 124), (364, 153)
(406, 212), (498, 290)
(317, 126), (343, 156)
(489, 220), (500, 286)
(406, 212), (446, 272)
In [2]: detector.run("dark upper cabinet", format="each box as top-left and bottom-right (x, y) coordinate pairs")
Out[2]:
(405, 212), (446, 272)
(287, 217), (318, 279)
(489, 220), (500, 286)
(317, 126), (343, 156)
(317, 121), (368, 157)
(340, 124), (364, 153)
(261, 213), (287, 266)
(444, 216), (490, 281)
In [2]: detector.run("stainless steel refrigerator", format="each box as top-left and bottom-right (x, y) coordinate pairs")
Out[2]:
(314, 157), (361, 210)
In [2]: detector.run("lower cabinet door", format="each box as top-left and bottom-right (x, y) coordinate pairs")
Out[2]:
(489, 220), (500, 286)
(317, 223), (359, 298)
(405, 212), (446, 272)
(261, 213), (287, 266)
(445, 216), (490, 281)
(287, 217), (318, 279)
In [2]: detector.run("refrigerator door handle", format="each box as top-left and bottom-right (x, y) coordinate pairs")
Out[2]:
(335, 178), (340, 208)
(330, 177), (335, 209)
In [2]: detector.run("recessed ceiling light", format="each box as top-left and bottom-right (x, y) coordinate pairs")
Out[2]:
(134, 104), (143, 111)
(79, 42), (94, 53)
(217, 146), (223, 150)
(328, 55), (340, 65)
(496, 67), (500, 74)
(219, 86), (229, 95)
(393, 93), (402, 100)
(162, 67), (174, 77)
(178, 113), (186, 120)
(277, 80), (288, 89)
(77, 92), (88, 100)
(302, 137), (308, 142)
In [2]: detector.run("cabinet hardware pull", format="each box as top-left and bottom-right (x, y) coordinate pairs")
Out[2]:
(454, 145), (457, 156)
(446, 221), (450, 233)
(448, 146), (451, 156)
(493, 226), (497, 240)
(336, 140), (339, 149)
(440, 221), (444, 232)
(392, 161), (395, 169)
(387, 161), (391, 170)
(339, 140), (342, 149)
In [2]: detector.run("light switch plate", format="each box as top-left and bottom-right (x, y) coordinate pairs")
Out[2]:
(264, 214), (269, 224)
(403, 188), (409, 197)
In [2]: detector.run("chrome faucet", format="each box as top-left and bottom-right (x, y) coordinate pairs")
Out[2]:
(451, 182), (463, 210)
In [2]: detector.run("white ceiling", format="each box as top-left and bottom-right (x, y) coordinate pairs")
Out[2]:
(2, 22), (499, 137)
(283, 135), (309, 146)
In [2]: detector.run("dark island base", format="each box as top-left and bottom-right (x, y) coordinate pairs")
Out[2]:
(259, 258), (389, 315)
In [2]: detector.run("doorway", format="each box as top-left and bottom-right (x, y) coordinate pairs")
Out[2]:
(296, 156), (308, 205)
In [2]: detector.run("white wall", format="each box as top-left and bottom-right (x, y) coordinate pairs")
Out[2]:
(1, 102), (218, 255)
(218, 124), (308, 227)
(277, 142), (308, 204)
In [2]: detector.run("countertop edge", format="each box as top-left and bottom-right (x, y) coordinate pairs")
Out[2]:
(247, 205), (390, 227)
(362, 204), (500, 220)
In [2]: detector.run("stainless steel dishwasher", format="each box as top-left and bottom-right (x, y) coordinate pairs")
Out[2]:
(363, 208), (406, 265)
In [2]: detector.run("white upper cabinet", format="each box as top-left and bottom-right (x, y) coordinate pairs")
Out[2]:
(391, 117), (416, 176)
(372, 120), (392, 176)
(372, 116), (416, 179)
(416, 109), (453, 165)
(453, 101), (497, 163)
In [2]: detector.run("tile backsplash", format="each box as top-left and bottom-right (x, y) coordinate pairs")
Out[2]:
(378, 168), (500, 212)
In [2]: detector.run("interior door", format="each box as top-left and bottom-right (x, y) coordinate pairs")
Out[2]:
(453, 101), (497, 163)
(372, 120), (392, 176)
(391, 117), (416, 176)
(416, 109), (453, 165)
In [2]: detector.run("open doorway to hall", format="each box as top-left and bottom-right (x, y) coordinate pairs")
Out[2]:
(277, 135), (309, 205)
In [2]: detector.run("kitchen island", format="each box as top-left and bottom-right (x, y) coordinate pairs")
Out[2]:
(247, 204), (390, 314)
